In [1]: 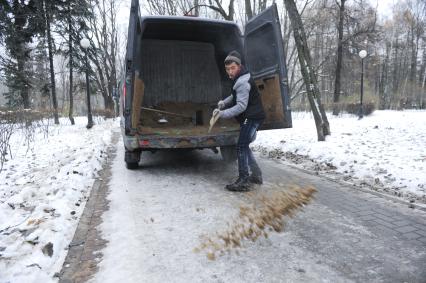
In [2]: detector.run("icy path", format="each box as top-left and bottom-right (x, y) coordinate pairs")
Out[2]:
(92, 144), (426, 283)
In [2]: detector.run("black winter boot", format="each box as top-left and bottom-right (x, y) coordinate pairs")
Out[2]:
(225, 176), (251, 191)
(248, 174), (263, 185)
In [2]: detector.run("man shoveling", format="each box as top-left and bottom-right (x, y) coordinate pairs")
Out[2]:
(213, 51), (265, 192)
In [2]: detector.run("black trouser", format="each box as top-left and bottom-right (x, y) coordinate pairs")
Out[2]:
(236, 118), (263, 178)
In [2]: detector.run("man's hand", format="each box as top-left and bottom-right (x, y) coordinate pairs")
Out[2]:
(213, 108), (222, 118)
(217, 100), (225, 110)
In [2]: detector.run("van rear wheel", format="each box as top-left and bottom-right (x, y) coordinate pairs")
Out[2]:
(125, 149), (141, 169)
(126, 161), (139, 170)
(220, 146), (237, 162)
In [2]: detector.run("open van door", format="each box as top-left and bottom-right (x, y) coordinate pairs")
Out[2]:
(244, 3), (292, 129)
(123, 0), (143, 135)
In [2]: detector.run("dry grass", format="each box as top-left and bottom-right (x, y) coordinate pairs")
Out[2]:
(194, 185), (317, 260)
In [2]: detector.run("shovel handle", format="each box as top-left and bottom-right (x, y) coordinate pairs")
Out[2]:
(141, 107), (192, 119)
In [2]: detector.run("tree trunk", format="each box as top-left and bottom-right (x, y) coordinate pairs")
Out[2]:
(7, 1), (31, 108)
(408, 24), (418, 107)
(17, 58), (30, 108)
(332, 0), (345, 116)
(44, 0), (59, 124)
(227, 0), (235, 21)
(400, 30), (411, 108)
(419, 41), (426, 86)
(68, 5), (75, 125)
(245, 0), (253, 20)
(420, 41), (426, 108)
(392, 37), (399, 106)
(421, 71), (426, 109)
(103, 92), (114, 110)
(413, 26), (421, 107)
(379, 43), (390, 110)
(109, 0), (117, 111)
(284, 0), (330, 141)
(193, 0), (199, 16)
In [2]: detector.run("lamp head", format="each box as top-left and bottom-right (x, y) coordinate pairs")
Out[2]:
(80, 38), (90, 49)
(359, 50), (367, 59)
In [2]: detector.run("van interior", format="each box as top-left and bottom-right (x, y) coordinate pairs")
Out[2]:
(132, 19), (243, 136)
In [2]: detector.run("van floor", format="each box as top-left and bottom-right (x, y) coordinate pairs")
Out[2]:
(137, 124), (240, 136)
(137, 102), (239, 136)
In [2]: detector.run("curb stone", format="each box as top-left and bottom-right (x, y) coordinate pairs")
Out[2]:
(58, 130), (119, 283)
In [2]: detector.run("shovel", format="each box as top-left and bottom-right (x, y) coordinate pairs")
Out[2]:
(208, 110), (220, 133)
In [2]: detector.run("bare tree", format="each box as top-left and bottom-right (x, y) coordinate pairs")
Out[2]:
(332, 0), (345, 115)
(67, 1), (75, 124)
(420, 39), (426, 108)
(42, 0), (59, 124)
(244, 0), (268, 21)
(284, 0), (330, 141)
(146, 0), (179, 15)
(145, 0), (235, 20)
(83, 0), (121, 110)
(381, 0), (425, 109)
(378, 41), (390, 109)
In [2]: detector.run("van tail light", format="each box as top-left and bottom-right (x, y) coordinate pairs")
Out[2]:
(140, 140), (149, 146)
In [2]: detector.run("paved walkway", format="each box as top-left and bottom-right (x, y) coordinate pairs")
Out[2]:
(59, 148), (426, 283)
(264, 157), (426, 246)
(244, 156), (426, 282)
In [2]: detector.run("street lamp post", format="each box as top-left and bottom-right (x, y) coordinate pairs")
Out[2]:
(80, 37), (93, 129)
(358, 49), (367, 119)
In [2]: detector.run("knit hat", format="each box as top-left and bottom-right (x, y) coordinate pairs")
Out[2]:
(224, 50), (241, 65)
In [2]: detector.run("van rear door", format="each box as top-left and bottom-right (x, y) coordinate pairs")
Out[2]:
(124, 0), (142, 135)
(244, 3), (292, 129)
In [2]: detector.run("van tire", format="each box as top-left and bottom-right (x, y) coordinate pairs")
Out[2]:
(220, 146), (237, 162)
(125, 149), (141, 170)
(126, 162), (139, 170)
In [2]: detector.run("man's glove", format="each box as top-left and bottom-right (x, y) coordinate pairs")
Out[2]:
(217, 100), (225, 110)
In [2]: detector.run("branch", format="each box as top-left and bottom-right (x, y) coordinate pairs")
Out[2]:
(184, 4), (228, 19)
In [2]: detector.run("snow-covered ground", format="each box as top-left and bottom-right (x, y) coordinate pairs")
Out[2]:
(1, 110), (425, 283)
(0, 117), (117, 283)
(253, 110), (426, 203)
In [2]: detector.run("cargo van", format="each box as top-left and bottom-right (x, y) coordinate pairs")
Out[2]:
(120, 0), (292, 169)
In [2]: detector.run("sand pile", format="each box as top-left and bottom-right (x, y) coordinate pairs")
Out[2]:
(194, 185), (317, 260)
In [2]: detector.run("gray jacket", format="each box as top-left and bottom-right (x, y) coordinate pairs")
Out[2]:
(220, 73), (251, 119)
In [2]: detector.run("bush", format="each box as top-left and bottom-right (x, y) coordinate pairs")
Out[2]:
(0, 109), (51, 172)
(345, 102), (375, 116)
(92, 108), (116, 119)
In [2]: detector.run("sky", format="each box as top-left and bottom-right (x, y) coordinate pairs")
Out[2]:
(368, 0), (395, 19)
(116, 0), (397, 32)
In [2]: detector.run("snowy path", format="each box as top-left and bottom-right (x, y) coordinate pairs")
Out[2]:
(89, 143), (426, 283)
